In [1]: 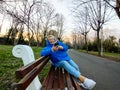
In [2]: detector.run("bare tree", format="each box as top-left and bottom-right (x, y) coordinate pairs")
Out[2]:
(73, 0), (113, 55)
(0, 14), (5, 33)
(34, 21), (41, 47)
(101, 1), (120, 54)
(20, 0), (42, 46)
(55, 14), (65, 41)
(0, 0), (28, 45)
(72, 30), (78, 49)
(74, 6), (90, 52)
(38, 3), (57, 46)
(118, 38), (120, 53)
(0, 0), (43, 45)
(3, 1), (21, 45)
(87, 0), (113, 55)
(0, 0), (57, 46)
(104, 0), (120, 19)
(71, 29), (83, 49)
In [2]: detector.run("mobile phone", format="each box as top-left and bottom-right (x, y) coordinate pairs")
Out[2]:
(54, 42), (59, 47)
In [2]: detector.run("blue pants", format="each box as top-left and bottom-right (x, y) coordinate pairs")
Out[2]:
(56, 60), (81, 78)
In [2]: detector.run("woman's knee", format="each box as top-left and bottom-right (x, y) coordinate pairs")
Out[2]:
(69, 60), (79, 70)
(56, 60), (68, 67)
(57, 60), (81, 78)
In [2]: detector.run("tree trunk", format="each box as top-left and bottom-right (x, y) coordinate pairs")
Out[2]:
(97, 30), (101, 56)
(85, 35), (88, 53)
(114, 7), (120, 19)
(114, 0), (120, 19)
(42, 29), (47, 47)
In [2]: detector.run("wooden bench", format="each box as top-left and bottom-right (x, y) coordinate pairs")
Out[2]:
(11, 45), (82, 90)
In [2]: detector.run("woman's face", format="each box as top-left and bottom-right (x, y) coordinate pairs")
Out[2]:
(48, 37), (56, 44)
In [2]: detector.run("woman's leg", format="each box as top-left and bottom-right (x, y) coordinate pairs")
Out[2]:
(67, 60), (80, 71)
(68, 60), (88, 83)
(57, 60), (96, 89)
(57, 60), (85, 82)
(67, 61), (96, 89)
(56, 60), (81, 78)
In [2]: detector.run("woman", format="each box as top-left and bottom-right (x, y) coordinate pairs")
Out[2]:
(40, 35), (96, 90)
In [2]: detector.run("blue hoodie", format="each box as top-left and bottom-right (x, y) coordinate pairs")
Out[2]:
(40, 40), (71, 66)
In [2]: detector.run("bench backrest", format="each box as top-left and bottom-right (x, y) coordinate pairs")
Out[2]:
(12, 45), (46, 90)
(15, 57), (50, 90)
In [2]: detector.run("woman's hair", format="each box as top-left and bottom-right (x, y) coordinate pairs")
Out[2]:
(47, 35), (58, 40)
(47, 35), (55, 39)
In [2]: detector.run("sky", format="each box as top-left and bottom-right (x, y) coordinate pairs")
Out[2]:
(47, 0), (120, 40)
(0, 0), (120, 41)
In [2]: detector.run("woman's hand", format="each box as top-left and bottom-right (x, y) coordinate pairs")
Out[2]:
(52, 46), (63, 52)
(57, 46), (63, 50)
(52, 46), (58, 52)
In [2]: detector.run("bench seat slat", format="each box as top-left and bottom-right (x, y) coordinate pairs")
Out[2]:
(71, 76), (82, 90)
(46, 66), (55, 90)
(53, 68), (59, 90)
(65, 71), (74, 90)
(41, 66), (54, 90)
(41, 67), (52, 90)
(59, 68), (65, 90)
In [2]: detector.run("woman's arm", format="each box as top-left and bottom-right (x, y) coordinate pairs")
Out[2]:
(58, 42), (68, 51)
(40, 47), (52, 56)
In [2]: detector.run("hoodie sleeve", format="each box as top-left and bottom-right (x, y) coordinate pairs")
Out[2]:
(40, 47), (52, 56)
(59, 42), (68, 51)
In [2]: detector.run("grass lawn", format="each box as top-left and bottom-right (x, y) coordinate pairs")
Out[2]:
(78, 50), (120, 62)
(0, 45), (51, 90)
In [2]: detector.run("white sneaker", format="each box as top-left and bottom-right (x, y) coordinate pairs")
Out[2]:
(78, 83), (88, 89)
(83, 78), (96, 90)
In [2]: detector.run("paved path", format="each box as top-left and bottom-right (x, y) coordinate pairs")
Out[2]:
(68, 49), (120, 90)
